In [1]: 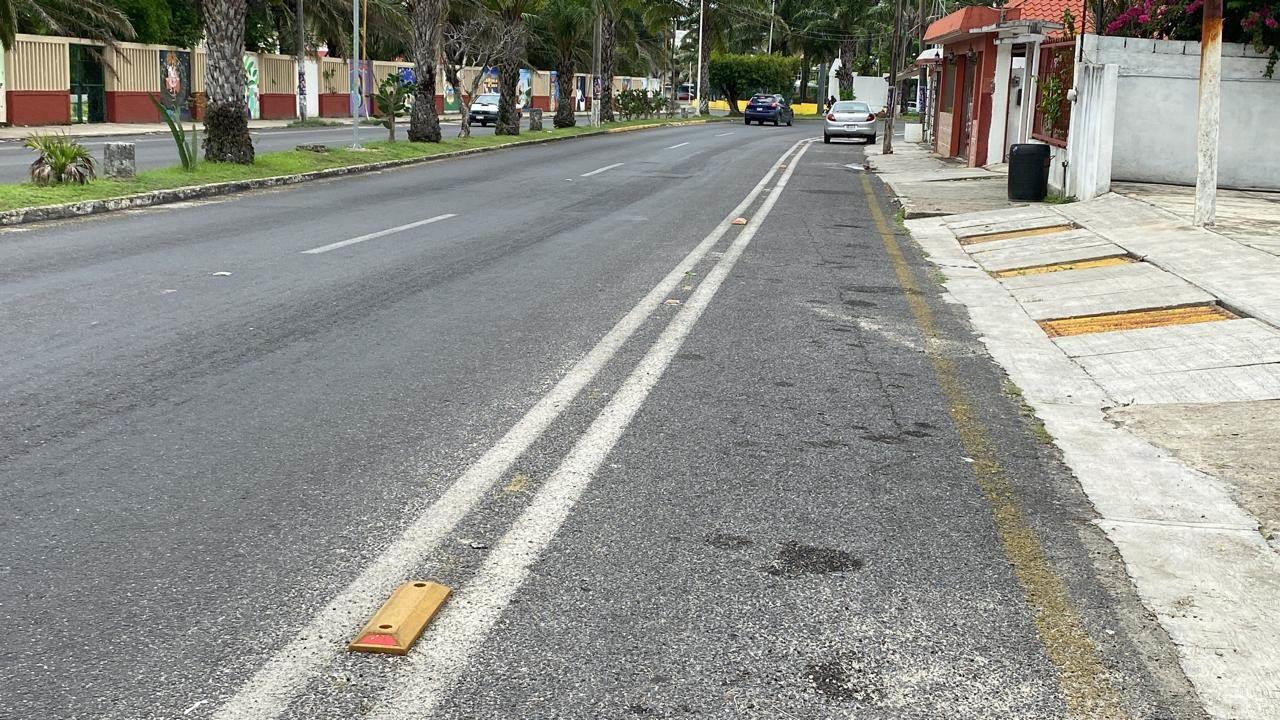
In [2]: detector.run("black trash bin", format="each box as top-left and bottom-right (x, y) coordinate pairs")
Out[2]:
(1008, 143), (1051, 201)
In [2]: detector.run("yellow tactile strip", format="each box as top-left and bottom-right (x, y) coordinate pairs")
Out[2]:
(993, 256), (1135, 278)
(1039, 304), (1237, 338)
(959, 224), (1076, 246)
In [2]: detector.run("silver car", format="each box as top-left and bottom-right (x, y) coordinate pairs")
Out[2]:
(824, 100), (877, 144)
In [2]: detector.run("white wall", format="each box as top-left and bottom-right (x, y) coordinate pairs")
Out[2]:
(826, 60), (891, 111)
(1081, 34), (1280, 191)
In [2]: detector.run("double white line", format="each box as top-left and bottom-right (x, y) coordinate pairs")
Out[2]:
(212, 136), (814, 720)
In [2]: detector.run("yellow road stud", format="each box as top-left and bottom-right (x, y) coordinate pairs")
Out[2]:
(349, 581), (452, 655)
(732, 217), (747, 225)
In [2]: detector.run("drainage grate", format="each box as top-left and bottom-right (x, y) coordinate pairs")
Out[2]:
(1039, 304), (1237, 338)
(959, 224), (1076, 246)
(993, 255), (1135, 278)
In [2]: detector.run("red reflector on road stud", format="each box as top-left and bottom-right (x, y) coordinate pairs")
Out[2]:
(349, 581), (452, 655)
(732, 217), (747, 225)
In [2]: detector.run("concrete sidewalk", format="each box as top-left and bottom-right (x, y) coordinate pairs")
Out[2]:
(873, 142), (1280, 719)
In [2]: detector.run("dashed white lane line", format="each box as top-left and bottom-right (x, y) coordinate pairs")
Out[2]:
(666, 142), (690, 149)
(580, 162), (624, 177)
(715, 132), (735, 137)
(210, 136), (812, 720)
(300, 214), (457, 254)
(370, 139), (816, 720)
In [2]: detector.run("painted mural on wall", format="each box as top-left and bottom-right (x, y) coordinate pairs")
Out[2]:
(549, 71), (557, 112)
(575, 75), (587, 111)
(517, 68), (532, 109)
(481, 67), (499, 94)
(243, 54), (260, 119)
(398, 67), (418, 110)
(159, 50), (192, 120)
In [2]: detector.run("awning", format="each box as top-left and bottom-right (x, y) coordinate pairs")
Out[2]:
(923, 6), (1002, 44)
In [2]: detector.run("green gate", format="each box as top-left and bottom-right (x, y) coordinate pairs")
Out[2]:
(69, 45), (105, 124)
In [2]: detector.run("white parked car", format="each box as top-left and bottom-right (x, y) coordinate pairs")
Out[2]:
(824, 100), (877, 144)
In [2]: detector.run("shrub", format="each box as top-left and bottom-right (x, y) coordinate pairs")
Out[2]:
(616, 89), (671, 120)
(25, 133), (97, 185)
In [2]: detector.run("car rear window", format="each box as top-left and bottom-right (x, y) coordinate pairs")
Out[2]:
(833, 101), (870, 113)
(476, 95), (499, 104)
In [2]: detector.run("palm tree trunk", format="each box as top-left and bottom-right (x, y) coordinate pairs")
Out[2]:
(837, 39), (855, 100)
(554, 60), (576, 128)
(408, 0), (444, 142)
(798, 54), (809, 103)
(599, 15), (616, 122)
(203, 0), (254, 164)
(495, 20), (524, 136)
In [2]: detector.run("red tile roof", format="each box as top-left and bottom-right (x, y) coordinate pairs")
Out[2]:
(923, 6), (1003, 44)
(1007, 0), (1094, 33)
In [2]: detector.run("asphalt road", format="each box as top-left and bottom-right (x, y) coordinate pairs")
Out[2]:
(0, 118), (532, 184)
(0, 121), (1205, 719)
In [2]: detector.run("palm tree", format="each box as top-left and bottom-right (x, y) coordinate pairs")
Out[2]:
(202, 0), (255, 164)
(407, 0), (448, 142)
(485, 0), (539, 135)
(0, 0), (133, 48)
(796, 0), (872, 101)
(535, 0), (592, 128)
(599, 0), (675, 121)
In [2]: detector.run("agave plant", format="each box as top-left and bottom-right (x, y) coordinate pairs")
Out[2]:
(24, 133), (97, 186)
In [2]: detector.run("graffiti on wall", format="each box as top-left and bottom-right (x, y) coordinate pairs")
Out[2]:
(243, 54), (260, 119)
(159, 50), (192, 120)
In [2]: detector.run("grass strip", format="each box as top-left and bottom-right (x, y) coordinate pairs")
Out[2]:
(0, 118), (714, 213)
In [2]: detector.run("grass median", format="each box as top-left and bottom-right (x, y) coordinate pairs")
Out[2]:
(0, 117), (715, 213)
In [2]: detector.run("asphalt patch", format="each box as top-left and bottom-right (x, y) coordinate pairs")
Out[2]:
(802, 660), (884, 703)
(705, 533), (753, 550)
(765, 542), (863, 577)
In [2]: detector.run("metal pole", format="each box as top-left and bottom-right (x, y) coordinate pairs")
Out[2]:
(592, 13), (602, 127)
(768, 0), (775, 54)
(695, 0), (705, 115)
(1194, 0), (1222, 226)
(351, 0), (360, 148)
(882, 0), (903, 154)
(296, 0), (307, 123)
(917, 0), (927, 138)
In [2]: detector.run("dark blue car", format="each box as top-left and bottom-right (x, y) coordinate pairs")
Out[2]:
(743, 94), (794, 127)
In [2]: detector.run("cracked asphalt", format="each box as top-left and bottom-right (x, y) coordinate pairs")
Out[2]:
(0, 121), (1205, 719)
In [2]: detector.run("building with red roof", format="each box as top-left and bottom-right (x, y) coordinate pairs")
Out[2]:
(923, 1), (1068, 166)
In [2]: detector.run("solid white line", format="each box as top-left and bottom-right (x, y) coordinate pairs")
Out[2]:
(300, 214), (457, 254)
(370, 140), (815, 720)
(210, 137), (811, 720)
(580, 162), (623, 177)
(666, 142), (690, 149)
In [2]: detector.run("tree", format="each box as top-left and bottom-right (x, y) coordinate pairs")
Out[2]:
(486, 0), (539, 135)
(407, 0), (447, 142)
(201, 0), (254, 164)
(2, 0), (135, 47)
(536, 0), (592, 127)
(708, 51), (796, 115)
(443, 8), (517, 137)
(795, 0), (872, 101)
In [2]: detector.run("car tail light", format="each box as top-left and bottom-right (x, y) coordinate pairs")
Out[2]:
(770, 102), (778, 108)
(866, 113), (876, 122)
(826, 113), (836, 121)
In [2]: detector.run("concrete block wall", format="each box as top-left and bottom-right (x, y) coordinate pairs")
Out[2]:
(1080, 34), (1280, 191)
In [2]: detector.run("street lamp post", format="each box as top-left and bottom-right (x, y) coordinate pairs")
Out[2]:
(695, 0), (705, 115)
(351, 0), (360, 148)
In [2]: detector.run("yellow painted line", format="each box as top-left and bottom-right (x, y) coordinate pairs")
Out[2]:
(959, 224), (1076, 246)
(349, 581), (452, 655)
(1039, 304), (1235, 338)
(993, 256), (1135, 278)
(861, 174), (1128, 720)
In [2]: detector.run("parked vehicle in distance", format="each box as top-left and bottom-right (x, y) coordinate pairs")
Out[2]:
(468, 93), (522, 126)
(743, 94), (794, 126)
(824, 100), (877, 144)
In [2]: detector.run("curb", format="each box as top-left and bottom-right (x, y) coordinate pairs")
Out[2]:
(0, 119), (717, 227)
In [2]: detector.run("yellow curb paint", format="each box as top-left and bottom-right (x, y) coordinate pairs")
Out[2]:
(861, 174), (1128, 720)
(960, 224), (1076, 245)
(1039, 304), (1236, 338)
(349, 581), (452, 656)
(992, 256), (1135, 278)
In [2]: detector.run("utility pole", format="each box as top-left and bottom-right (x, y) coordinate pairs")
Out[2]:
(1194, 0), (1222, 226)
(917, 0), (926, 140)
(695, 0), (705, 115)
(768, 0), (775, 54)
(296, 0), (307, 123)
(351, 0), (360, 148)
(592, 12), (602, 127)
(882, 0), (903, 154)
